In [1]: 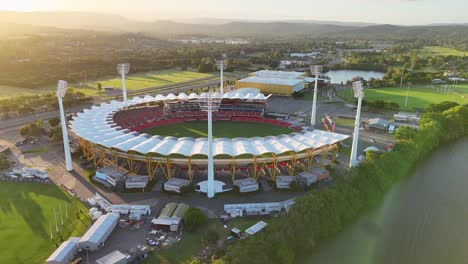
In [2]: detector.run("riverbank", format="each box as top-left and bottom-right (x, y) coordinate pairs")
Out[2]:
(225, 102), (468, 264)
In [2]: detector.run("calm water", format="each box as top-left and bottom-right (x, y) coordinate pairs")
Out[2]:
(301, 138), (468, 264)
(325, 70), (385, 84)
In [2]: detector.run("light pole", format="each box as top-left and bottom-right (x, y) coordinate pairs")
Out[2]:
(57, 80), (73, 171)
(404, 82), (411, 110)
(310, 65), (322, 127)
(198, 91), (222, 198)
(349, 81), (364, 168)
(117, 63), (130, 101)
(216, 59), (227, 94)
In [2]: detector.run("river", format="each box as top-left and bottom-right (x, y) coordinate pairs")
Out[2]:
(324, 70), (385, 84)
(301, 138), (468, 264)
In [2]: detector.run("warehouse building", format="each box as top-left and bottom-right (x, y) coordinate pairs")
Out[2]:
(236, 70), (306, 95)
(151, 203), (190, 232)
(78, 213), (120, 251)
(46, 237), (80, 264)
(96, 250), (130, 264)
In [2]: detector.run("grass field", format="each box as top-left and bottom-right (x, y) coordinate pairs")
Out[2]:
(89, 70), (213, 91)
(418, 46), (467, 57)
(338, 84), (468, 110)
(141, 121), (293, 138)
(0, 85), (54, 99)
(0, 182), (91, 264)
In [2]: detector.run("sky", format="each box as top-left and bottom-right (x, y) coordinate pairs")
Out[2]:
(0, 0), (467, 25)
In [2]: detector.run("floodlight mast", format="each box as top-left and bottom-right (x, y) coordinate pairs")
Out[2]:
(349, 81), (364, 168)
(56, 80), (73, 171)
(310, 65), (322, 127)
(117, 63), (130, 101)
(216, 59), (228, 94)
(198, 91), (222, 198)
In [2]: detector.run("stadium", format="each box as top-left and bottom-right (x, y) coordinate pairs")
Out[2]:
(71, 88), (348, 192)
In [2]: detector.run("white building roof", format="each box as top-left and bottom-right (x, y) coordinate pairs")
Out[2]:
(245, 221), (268, 235)
(70, 93), (349, 157)
(46, 237), (80, 263)
(96, 250), (129, 264)
(250, 70), (304, 79)
(237, 76), (305, 86)
(78, 213), (119, 247)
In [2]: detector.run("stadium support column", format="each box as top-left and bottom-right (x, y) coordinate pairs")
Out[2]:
(57, 80), (73, 172)
(310, 65), (322, 128)
(207, 110), (215, 198)
(349, 81), (364, 168)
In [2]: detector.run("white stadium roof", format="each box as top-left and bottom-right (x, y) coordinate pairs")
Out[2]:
(70, 93), (349, 157)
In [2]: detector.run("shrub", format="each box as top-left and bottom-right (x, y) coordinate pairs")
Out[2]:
(0, 153), (10, 170)
(180, 183), (195, 194)
(183, 207), (207, 232)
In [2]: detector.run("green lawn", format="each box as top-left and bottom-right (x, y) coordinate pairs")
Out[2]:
(0, 85), (54, 99)
(338, 85), (468, 110)
(418, 46), (467, 57)
(0, 182), (91, 264)
(89, 70), (214, 91)
(141, 121), (292, 138)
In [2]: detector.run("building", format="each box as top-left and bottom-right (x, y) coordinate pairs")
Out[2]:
(125, 175), (149, 189)
(235, 70), (306, 95)
(275, 176), (296, 189)
(234, 178), (259, 192)
(235, 76), (305, 95)
(96, 250), (130, 264)
(151, 203), (190, 232)
(46, 237), (80, 264)
(96, 166), (128, 187)
(78, 213), (120, 251)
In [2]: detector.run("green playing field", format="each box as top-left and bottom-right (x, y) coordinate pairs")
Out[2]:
(141, 121), (293, 138)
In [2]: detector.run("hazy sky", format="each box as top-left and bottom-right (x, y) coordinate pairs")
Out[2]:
(1, 0), (467, 25)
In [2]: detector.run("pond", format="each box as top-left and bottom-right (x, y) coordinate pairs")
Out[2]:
(325, 70), (385, 84)
(300, 138), (468, 264)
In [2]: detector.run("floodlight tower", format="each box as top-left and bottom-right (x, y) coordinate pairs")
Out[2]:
(198, 91), (222, 198)
(310, 65), (323, 127)
(216, 59), (228, 94)
(57, 80), (73, 171)
(349, 81), (365, 168)
(117, 63), (130, 101)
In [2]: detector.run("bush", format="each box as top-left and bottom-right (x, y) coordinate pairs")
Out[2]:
(203, 229), (219, 245)
(0, 153), (10, 170)
(180, 183), (195, 194)
(183, 207), (207, 232)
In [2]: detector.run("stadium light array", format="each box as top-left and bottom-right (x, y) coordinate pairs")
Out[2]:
(117, 63), (130, 101)
(349, 81), (364, 168)
(56, 80), (73, 171)
(310, 65), (323, 127)
(198, 90), (222, 198)
(216, 59), (228, 94)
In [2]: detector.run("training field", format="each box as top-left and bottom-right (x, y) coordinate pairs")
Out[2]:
(338, 84), (468, 110)
(0, 182), (91, 264)
(141, 121), (292, 138)
(89, 70), (214, 91)
(418, 46), (466, 57)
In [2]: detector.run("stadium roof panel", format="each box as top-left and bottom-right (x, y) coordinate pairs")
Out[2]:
(71, 94), (349, 157)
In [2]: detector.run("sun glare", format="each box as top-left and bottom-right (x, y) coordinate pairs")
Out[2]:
(0, 0), (56, 12)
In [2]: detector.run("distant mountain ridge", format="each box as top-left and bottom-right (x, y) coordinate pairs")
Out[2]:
(0, 11), (467, 39)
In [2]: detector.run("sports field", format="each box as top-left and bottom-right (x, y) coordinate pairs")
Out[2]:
(141, 121), (292, 138)
(338, 84), (468, 110)
(418, 46), (466, 57)
(0, 182), (91, 264)
(89, 70), (214, 91)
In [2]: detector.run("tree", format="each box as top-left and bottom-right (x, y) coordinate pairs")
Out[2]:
(0, 153), (10, 170)
(395, 126), (418, 141)
(183, 207), (207, 232)
(48, 117), (60, 127)
(97, 82), (103, 92)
